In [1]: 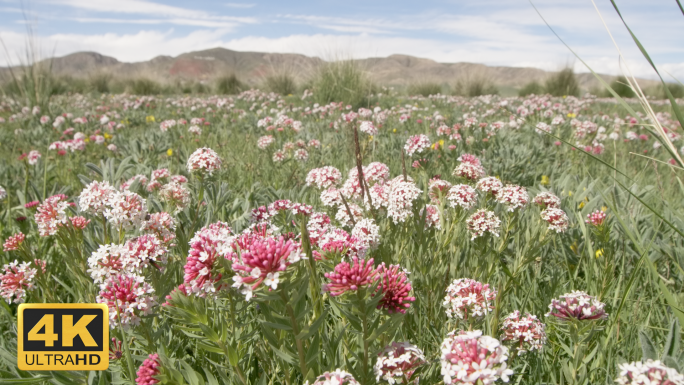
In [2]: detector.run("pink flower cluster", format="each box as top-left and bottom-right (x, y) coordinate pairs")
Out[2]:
(429, 178), (452, 202)
(453, 154), (486, 181)
(304, 369), (360, 385)
(443, 278), (497, 320)
(496, 185), (529, 212)
(35, 194), (70, 236)
(0, 260), (38, 303)
(466, 209), (501, 239)
(97, 273), (157, 329)
(533, 192), (561, 208)
(323, 257), (379, 296)
(387, 179), (422, 224)
(476, 177), (503, 196)
(306, 166), (343, 190)
(374, 342), (426, 384)
(142, 212), (177, 244)
(3, 232), (25, 252)
(541, 208), (569, 233)
(500, 311), (547, 354)
(79, 180), (117, 215)
(231, 234), (303, 300)
(404, 134), (431, 156)
(183, 222), (233, 297)
(187, 147), (222, 176)
(440, 330), (513, 385)
(546, 290), (608, 321)
(447, 184), (478, 210)
(615, 360), (684, 385)
(136, 353), (161, 385)
(376, 263), (415, 314)
(586, 210), (607, 226)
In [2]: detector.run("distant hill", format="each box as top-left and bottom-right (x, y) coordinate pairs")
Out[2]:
(0, 47), (661, 93)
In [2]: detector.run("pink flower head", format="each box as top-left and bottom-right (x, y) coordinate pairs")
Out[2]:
(142, 212), (177, 243)
(440, 330), (512, 385)
(291, 202), (313, 216)
(586, 210), (607, 226)
(184, 222), (233, 297)
(97, 273), (157, 329)
(305, 369), (359, 385)
(109, 338), (123, 360)
(126, 235), (168, 269)
(151, 168), (170, 181)
(268, 199), (292, 216)
(453, 162), (485, 181)
(404, 134), (431, 156)
(616, 360), (684, 385)
(159, 182), (190, 213)
(374, 342), (426, 383)
(420, 204), (441, 229)
(351, 218), (380, 250)
(466, 209), (501, 239)
(0, 260), (37, 303)
(447, 184), (478, 210)
(79, 180), (117, 215)
(533, 192), (561, 209)
(294, 148), (309, 161)
(429, 178), (453, 202)
(35, 194), (70, 237)
(323, 257), (379, 296)
(546, 290), (608, 321)
(359, 120), (377, 136)
(376, 264), (415, 314)
(27, 150), (41, 165)
(24, 201), (40, 209)
(476, 177), (503, 196)
(251, 206), (272, 224)
(457, 153), (481, 166)
(231, 235), (303, 300)
(187, 147), (222, 176)
(320, 187), (343, 207)
(541, 208), (569, 233)
(306, 166), (342, 190)
(387, 180), (422, 224)
(307, 212), (332, 244)
(443, 278), (496, 320)
(318, 228), (367, 259)
(3, 232), (25, 252)
(335, 203), (364, 228)
(364, 162), (391, 185)
(70, 216), (90, 230)
(496, 184), (529, 212)
(104, 191), (147, 231)
(500, 311), (547, 354)
(136, 353), (161, 385)
(87, 244), (134, 284)
(170, 175), (188, 184)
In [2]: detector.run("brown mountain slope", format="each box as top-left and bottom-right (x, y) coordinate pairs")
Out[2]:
(0, 47), (661, 91)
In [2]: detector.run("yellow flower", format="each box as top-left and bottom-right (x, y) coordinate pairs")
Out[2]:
(288, 94), (293, 97)
(439, 139), (444, 147)
(601, 206), (607, 212)
(579, 201), (585, 209)
(541, 175), (550, 186)
(595, 249), (604, 258)
(167, 149), (173, 156)
(84, 138), (90, 143)
(567, 113), (576, 118)
(393, 129), (396, 133)
(146, 115), (156, 123)
(104, 133), (112, 139)
(568, 191), (573, 196)
(570, 241), (578, 254)
(369, 136), (373, 141)
(563, 95), (567, 99)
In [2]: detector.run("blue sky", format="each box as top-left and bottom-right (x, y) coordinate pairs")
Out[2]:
(1, 0), (683, 79)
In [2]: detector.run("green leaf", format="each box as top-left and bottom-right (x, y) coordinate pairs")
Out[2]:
(365, 314), (404, 343)
(639, 329), (659, 361)
(296, 309), (328, 340)
(226, 343), (239, 367)
(664, 319), (681, 359)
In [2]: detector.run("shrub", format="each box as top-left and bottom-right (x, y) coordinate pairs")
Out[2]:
(264, 73), (297, 96)
(607, 76), (635, 98)
(88, 74), (111, 93)
(313, 60), (375, 107)
(544, 68), (579, 97)
(407, 82), (443, 97)
(518, 81), (544, 96)
(129, 78), (161, 95)
(215, 74), (243, 95)
(453, 75), (499, 97)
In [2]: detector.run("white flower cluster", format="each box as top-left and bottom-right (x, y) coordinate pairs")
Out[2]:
(351, 218), (381, 249)
(615, 360), (684, 385)
(387, 180), (422, 224)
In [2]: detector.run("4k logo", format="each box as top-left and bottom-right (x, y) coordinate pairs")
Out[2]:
(17, 304), (109, 371)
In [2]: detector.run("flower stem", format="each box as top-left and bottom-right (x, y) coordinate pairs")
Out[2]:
(279, 289), (308, 378)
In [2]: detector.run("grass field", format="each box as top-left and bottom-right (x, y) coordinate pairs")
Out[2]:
(0, 85), (683, 384)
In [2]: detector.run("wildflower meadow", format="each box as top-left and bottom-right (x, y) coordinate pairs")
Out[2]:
(1, 73), (684, 385)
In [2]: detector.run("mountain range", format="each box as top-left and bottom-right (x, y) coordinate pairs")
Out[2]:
(0, 47), (661, 92)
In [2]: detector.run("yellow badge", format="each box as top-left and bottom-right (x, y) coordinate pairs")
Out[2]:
(17, 304), (109, 371)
